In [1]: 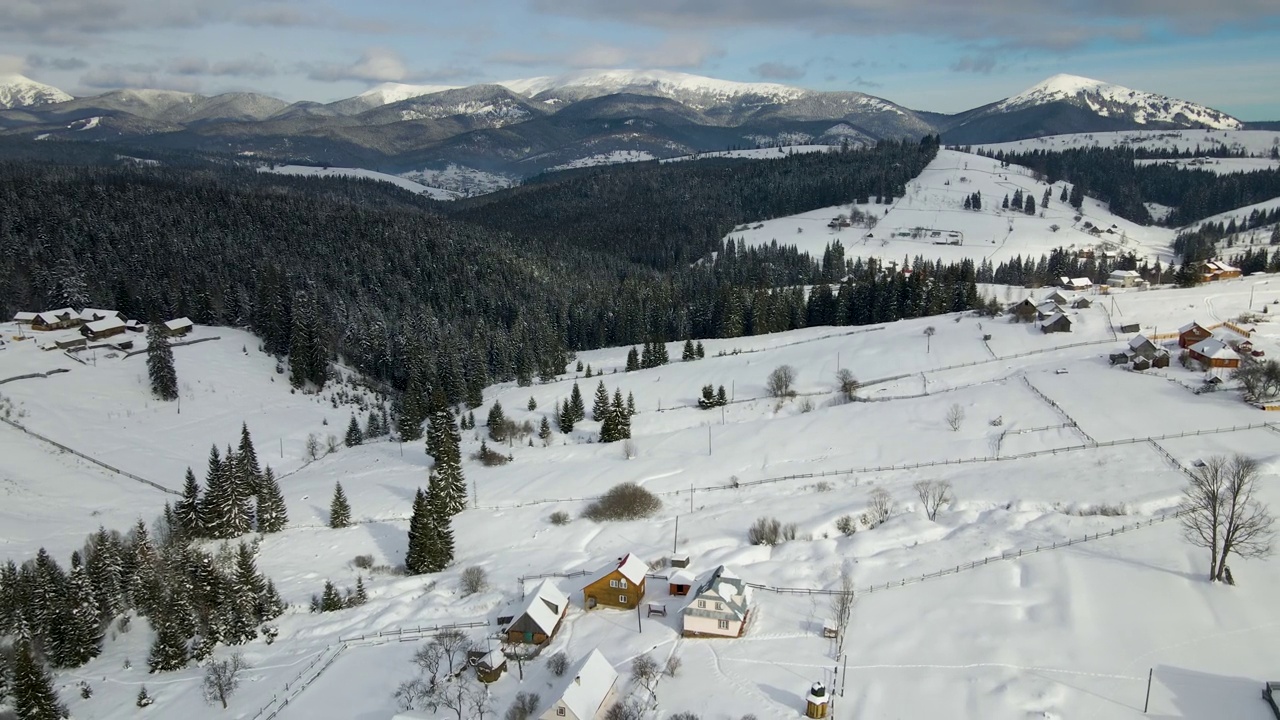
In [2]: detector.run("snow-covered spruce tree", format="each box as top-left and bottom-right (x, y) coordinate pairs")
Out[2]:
(221, 444), (254, 537)
(329, 482), (352, 529)
(592, 381), (610, 421)
(396, 367), (429, 442)
(427, 391), (467, 516)
(428, 480), (456, 572)
(199, 445), (227, 538)
(236, 423), (262, 495)
(556, 400), (575, 434)
(626, 392), (635, 417)
(226, 543), (265, 645)
(613, 389), (631, 440)
(365, 409), (383, 439)
(344, 415), (363, 447)
(61, 552), (103, 667)
(625, 346), (640, 372)
(86, 527), (124, 626)
(12, 637), (68, 720)
(404, 488), (435, 575)
(129, 520), (163, 619)
(527, 396), (537, 411)
(145, 321), (178, 401)
(485, 400), (507, 442)
(538, 416), (552, 445)
(147, 597), (192, 672)
(695, 341), (705, 359)
(568, 382), (586, 423)
(682, 339), (695, 361)
(175, 467), (203, 540)
(255, 467), (288, 534)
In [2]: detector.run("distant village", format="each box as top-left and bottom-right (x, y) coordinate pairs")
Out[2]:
(8, 307), (192, 353)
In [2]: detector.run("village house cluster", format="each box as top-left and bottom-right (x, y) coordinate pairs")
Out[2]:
(10, 307), (192, 351)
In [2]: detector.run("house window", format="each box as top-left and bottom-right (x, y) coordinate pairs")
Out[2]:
(557, 708), (566, 717)
(609, 580), (618, 588)
(715, 602), (723, 610)
(718, 620), (730, 630)
(619, 595), (627, 604)
(698, 600), (705, 609)
(620, 579), (627, 589)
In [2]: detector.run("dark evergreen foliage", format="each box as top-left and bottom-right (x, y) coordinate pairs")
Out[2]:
(11, 638), (67, 720)
(344, 415), (363, 447)
(145, 322), (178, 401)
(329, 483), (352, 529)
(255, 467), (289, 534)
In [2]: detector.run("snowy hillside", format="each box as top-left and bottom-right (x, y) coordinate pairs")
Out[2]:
(3, 274), (1280, 719)
(355, 82), (458, 108)
(500, 69), (807, 105)
(0, 73), (72, 108)
(258, 164), (460, 200)
(1135, 157), (1280, 175)
(973, 129), (1280, 157)
(662, 145), (837, 163)
(726, 148), (1177, 265)
(996, 74), (1242, 130)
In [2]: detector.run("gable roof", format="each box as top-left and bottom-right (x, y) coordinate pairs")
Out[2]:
(12, 311), (36, 322)
(1128, 335), (1156, 351)
(1110, 270), (1140, 278)
(508, 580), (568, 636)
(1179, 321), (1208, 335)
(685, 565), (751, 620)
(34, 308), (76, 324)
(1189, 338), (1236, 360)
(78, 308), (119, 322)
(1043, 311), (1072, 327)
(84, 316), (125, 334)
(668, 569), (696, 585)
(585, 553), (648, 588)
(164, 317), (193, 331)
(547, 650), (617, 720)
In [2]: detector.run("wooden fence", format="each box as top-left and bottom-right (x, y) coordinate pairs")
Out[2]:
(0, 416), (178, 495)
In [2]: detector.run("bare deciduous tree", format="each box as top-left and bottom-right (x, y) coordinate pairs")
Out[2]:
(861, 488), (894, 529)
(413, 641), (445, 685)
(945, 403), (965, 431)
(434, 629), (473, 676)
(546, 651), (569, 677)
(914, 480), (953, 521)
(827, 565), (856, 656)
(604, 698), (646, 720)
(834, 368), (859, 402)
(631, 654), (660, 696)
(1180, 454), (1275, 584)
(202, 654), (249, 709)
(460, 566), (488, 596)
(766, 365), (797, 398)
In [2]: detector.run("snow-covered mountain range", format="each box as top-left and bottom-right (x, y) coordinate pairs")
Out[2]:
(0, 70), (1256, 176)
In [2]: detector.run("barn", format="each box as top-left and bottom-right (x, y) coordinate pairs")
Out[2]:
(502, 580), (568, 645)
(1041, 312), (1073, 334)
(163, 317), (194, 337)
(1179, 322), (1212, 349)
(81, 316), (127, 341)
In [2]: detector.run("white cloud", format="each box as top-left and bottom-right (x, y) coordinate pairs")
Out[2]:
(305, 48), (407, 83)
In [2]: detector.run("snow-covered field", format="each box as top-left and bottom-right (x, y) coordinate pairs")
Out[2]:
(726, 149), (1177, 266)
(3, 275), (1280, 719)
(257, 164), (460, 200)
(1135, 157), (1280, 175)
(544, 150), (657, 172)
(972, 129), (1280, 158)
(398, 164), (516, 197)
(662, 145), (837, 163)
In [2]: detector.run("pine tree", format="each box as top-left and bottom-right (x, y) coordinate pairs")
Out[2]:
(695, 341), (705, 359)
(199, 445), (226, 538)
(236, 423), (262, 495)
(1002, 194), (1009, 210)
(62, 552), (103, 667)
(145, 321), (178, 401)
(319, 581), (343, 612)
(585, 364), (593, 378)
(86, 527), (124, 625)
(260, 579), (285, 621)
(12, 638), (68, 719)
(147, 596), (190, 672)
(1041, 188), (1051, 208)
(255, 467), (288, 534)
(556, 400), (574, 433)
(1069, 183), (1084, 210)
(175, 467), (203, 539)
(129, 520), (162, 618)
(428, 481), (455, 571)
(612, 389), (631, 440)
(592, 381), (609, 421)
(682, 339), (695, 361)
(698, 384), (717, 409)
(350, 577), (367, 607)
(625, 347), (640, 371)
(329, 483), (352, 529)
(716, 385), (728, 405)
(485, 400), (507, 442)
(225, 543), (262, 644)
(344, 415), (363, 447)
(1024, 193), (1036, 215)
(1059, 185), (1069, 202)
(427, 391), (467, 515)
(404, 488), (435, 575)
(219, 444), (254, 537)
(538, 416), (552, 445)
(640, 341), (652, 369)
(626, 392), (635, 417)
(568, 382), (585, 423)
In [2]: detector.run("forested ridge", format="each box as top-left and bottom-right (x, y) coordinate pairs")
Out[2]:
(1, 137), (980, 407)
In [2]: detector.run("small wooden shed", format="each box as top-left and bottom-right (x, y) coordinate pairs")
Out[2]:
(668, 569), (695, 597)
(468, 648), (506, 684)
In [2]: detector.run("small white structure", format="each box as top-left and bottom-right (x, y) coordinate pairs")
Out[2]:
(1059, 276), (1092, 291)
(163, 317), (194, 336)
(12, 311), (37, 324)
(538, 649), (618, 720)
(682, 565), (752, 638)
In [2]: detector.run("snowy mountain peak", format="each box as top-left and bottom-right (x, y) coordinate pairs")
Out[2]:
(997, 73), (1242, 130)
(357, 82), (459, 107)
(499, 69), (808, 104)
(0, 73), (73, 109)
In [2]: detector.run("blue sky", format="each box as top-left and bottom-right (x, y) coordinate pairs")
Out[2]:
(3, 0), (1278, 118)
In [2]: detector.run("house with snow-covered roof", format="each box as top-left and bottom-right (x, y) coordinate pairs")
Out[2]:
(1188, 338), (1240, 369)
(1059, 276), (1092, 291)
(582, 553), (648, 610)
(1041, 312), (1072, 334)
(538, 649), (618, 720)
(31, 308), (78, 331)
(1106, 269), (1146, 289)
(12, 311), (37, 325)
(80, 316), (126, 341)
(163, 317), (194, 337)
(1178, 322), (1212, 349)
(1201, 259), (1242, 282)
(682, 565), (752, 638)
(502, 579), (568, 645)
(78, 308), (120, 323)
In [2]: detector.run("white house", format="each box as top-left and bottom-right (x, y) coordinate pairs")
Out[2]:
(539, 649), (618, 720)
(682, 565), (752, 638)
(1106, 270), (1147, 289)
(1059, 276), (1093, 291)
(163, 317), (194, 337)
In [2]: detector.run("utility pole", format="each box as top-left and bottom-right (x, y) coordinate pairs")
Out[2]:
(707, 425), (712, 456)
(689, 481), (694, 513)
(673, 516), (679, 552)
(1144, 668), (1153, 713)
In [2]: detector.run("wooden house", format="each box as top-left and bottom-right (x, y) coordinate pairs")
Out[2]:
(1127, 335), (1159, 360)
(124, 319), (144, 332)
(78, 308), (120, 324)
(682, 565), (752, 638)
(1041, 312), (1072, 334)
(1036, 301), (1061, 320)
(582, 553), (647, 611)
(670, 553), (690, 568)
(1119, 323), (1140, 334)
(81, 316), (126, 341)
(538, 649), (618, 720)
(55, 337), (87, 350)
(31, 308), (78, 331)
(468, 648), (507, 684)
(503, 580), (568, 645)
(668, 569), (695, 597)
(1059, 277), (1093, 291)
(1178, 322), (1212, 349)
(163, 317), (194, 337)
(1201, 259), (1242, 282)
(1132, 357), (1151, 371)
(1010, 298), (1038, 323)
(1188, 338), (1240, 369)
(1071, 297), (1093, 309)
(1042, 290), (1073, 306)
(12, 311), (36, 325)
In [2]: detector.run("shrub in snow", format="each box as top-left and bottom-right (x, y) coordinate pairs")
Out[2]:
(861, 488), (894, 529)
(582, 483), (661, 521)
(547, 652), (569, 677)
(505, 692), (541, 720)
(664, 655), (682, 677)
(460, 566), (488, 596)
(835, 515), (857, 536)
(669, 714), (701, 720)
(548, 511), (570, 526)
(766, 365), (797, 398)
(747, 517), (797, 546)
(353, 554), (375, 569)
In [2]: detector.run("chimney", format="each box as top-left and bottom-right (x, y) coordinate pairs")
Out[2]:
(574, 675), (581, 685)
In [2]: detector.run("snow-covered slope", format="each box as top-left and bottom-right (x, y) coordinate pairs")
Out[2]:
(0, 73), (72, 109)
(258, 164), (460, 200)
(996, 74), (1242, 130)
(357, 82), (458, 107)
(4, 277), (1280, 720)
(973, 129), (1280, 157)
(727, 148), (1177, 266)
